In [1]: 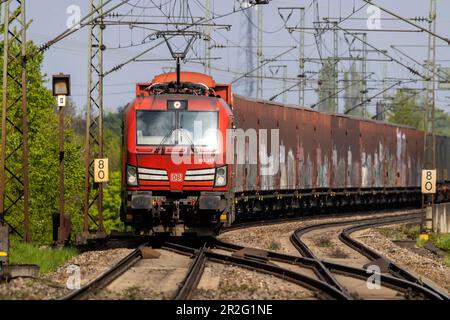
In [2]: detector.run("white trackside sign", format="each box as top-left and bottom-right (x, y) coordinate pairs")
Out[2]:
(421, 169), (436, 194)
(94, 158), (109, 183)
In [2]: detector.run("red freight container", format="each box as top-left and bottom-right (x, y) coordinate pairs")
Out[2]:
(232, 95), (431, 193)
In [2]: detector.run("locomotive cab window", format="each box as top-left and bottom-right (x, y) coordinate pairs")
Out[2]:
(179, 111), (218, 147)
(136, 111), (175, 145)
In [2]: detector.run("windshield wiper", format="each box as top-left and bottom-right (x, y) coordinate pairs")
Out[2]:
(155, 127), (175, 154)
(179, 128), (198, 153)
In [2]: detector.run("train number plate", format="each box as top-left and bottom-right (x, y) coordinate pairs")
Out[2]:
(170, 173), (183, 182)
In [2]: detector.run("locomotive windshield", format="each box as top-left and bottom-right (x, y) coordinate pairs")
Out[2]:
(136, 110), (218, 147)
(179, 111), (218, 147)
(136, 111), (175, 145)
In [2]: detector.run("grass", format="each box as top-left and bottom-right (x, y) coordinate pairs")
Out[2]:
(8, 238), (78, 274)
(415, 237), (427, 248)
(444, 255), (450, 267)
(122, 286), (143, 300)
(330, 248), (349, 259)
(400, 225), (421, 240)
(315, 236), (332, 248)
(267, 240), (281, 251)
(435, 233), (450, 252)
(378, 227), (398, 239)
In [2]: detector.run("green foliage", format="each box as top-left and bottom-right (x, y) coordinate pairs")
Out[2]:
(104, 107), (125, 172)
(435, 233), (450, 252)
(400, 225), (421, 240)
(343, 62), (365, 117)
(387, 88), (450, 136)
(387, 89), (423, 129)
(1, 39), (91, 243)
(416, 237), (427, 248)
(0, 30), (125, 243)
(316, 58), (337, 113)
(8, 237), (77, 273)
(444, 255), (450, 267)
(102, 171), (123, 233)
(434, 109), (450, 136)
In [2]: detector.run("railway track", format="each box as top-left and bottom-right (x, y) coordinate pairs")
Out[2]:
(61, 209), (449, 300)
(290, 212), (449, 300)
(164, 241), (346, 300)
(61, 244), (145, 300)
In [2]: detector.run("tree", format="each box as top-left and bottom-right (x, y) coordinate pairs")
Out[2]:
(0, 38), (88, 243)
(343, 62), (364, 116)
(387, 88), (450, 136)
(316, 58), (337, 113)
(387, 89), (423, 129)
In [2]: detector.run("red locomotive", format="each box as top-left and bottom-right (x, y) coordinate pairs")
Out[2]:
(121, 71), (450, 234)
(121, 72), (233, 233)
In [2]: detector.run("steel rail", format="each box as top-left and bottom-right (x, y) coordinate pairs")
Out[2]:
(205, 250), (347, 300)
(163, 241), (346, 300)
(175, 245), (207, 300)
(213, 238), (445, 300)
(291, 212), (448, 300)
(220, 208), (420, 235)
(340, 219), (449, 300)
(60, 244), (145, 300)
(291, 211), (422, 258)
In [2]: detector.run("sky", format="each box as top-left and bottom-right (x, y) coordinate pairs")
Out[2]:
(25, 0), (450, 115)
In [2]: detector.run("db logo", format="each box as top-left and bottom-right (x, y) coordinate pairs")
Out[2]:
(171, 173), (183, 182)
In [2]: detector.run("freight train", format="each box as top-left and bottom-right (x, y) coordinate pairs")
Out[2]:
(121, 71), (450, 234)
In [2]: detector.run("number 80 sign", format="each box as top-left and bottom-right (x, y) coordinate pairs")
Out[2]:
(421, 169), (436, 194)
(94, 158), (109, 183)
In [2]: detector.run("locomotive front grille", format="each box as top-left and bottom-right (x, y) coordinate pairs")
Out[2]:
(138, 167), (169, 181)
(185, 168), (215, 181)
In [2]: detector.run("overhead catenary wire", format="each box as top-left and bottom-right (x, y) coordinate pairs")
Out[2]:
(360, 0), (450, 45)
(323, 19), (426, 80)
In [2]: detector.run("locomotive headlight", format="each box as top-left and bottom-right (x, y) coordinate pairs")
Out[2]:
(127, 165), (138, 186)
(215, 166), (227, 187)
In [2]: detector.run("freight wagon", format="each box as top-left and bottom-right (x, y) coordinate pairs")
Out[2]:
(121, 71), (450, 233)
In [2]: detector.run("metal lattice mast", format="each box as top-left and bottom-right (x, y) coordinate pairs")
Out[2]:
(82, 0), (105, 238)
(282, 65), (287, 105)
(298, 7), (305, 106)
(333, 21), (338, 113)
(423, 0), (437, 172)
(0, 0), (30, 241)
(204, 0), (211, 75)
(361, 33), (368, 118)
(256, 5), (263, 99)
(422, 0), (437, 231)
